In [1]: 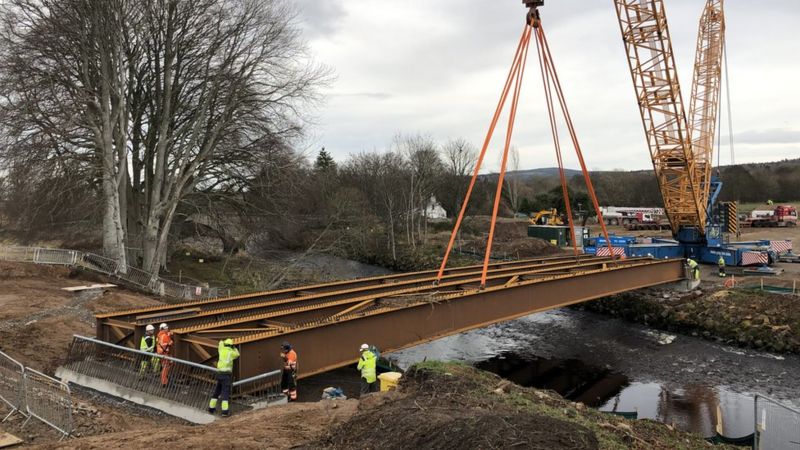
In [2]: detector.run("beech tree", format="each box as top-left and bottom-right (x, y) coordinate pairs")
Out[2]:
(0, 0), (327, 273)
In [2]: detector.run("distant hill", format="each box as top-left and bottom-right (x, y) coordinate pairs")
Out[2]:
(494, 167), (582, 179)
(504, 158), (800, 210)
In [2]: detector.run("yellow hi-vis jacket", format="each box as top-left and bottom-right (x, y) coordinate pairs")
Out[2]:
(718, 256), (725, 267)
(140, 335), (155, 353)
(687, 259), (699, 269)
(358, 350), (377, 383)
(217, 341), (240, 373)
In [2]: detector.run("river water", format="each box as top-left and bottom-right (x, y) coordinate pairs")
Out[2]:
(389, 308), (800, 439)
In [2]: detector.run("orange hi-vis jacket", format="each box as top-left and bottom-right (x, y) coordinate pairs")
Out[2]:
(283, 349), (297, 371)
(157, 330), (173, 355)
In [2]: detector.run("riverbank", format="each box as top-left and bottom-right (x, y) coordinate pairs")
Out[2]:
(577, 284), (800, 354)
(389, 307), (800, 438)
(306, 361), (735, 450)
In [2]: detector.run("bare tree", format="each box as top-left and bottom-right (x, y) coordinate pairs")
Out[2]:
(437, 138), (477, 218)
(0, 0), (328, 273)
(504, 146), (523, 216)
(0, 0), (135, 269)
(393, 134), (442, 247)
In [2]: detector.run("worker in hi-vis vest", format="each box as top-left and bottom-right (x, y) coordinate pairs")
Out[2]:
(357, 343), (377, 396)
(686, 258), (700, 280)
(717, 255), (726, 278)
(209, 338), (240, 416)
(139, 324), (159, 374)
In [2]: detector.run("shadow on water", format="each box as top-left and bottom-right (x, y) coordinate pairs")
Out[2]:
(476, 353), (630, 407)
(475, 352), (754, 439)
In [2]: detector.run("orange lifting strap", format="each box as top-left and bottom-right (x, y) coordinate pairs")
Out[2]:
(435, 13), (616, 288)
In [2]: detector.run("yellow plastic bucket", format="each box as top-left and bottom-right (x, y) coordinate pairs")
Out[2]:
(378, 372), (402, 392)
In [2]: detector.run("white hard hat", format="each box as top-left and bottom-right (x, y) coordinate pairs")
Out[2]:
(359, 343), (369, 351)
(160, 323), (169, 330)
(145, 324), (155, 332)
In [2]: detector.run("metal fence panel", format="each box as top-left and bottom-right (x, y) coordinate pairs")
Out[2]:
(755, 395), (800, 450)
(0, 350), (27, 421)
(1, 245), (224, 300)
(63, 336), (218, 411)
(79, 252), (119, 276)
(232, 370), (283, 405)
(33, 248), (79, 265)
(23, 368), (72, 439)
(0, 246), (35, 263)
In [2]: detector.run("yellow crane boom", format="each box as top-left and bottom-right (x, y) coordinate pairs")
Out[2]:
(688, 0), (725, 225)
(612, 0), (725, 238)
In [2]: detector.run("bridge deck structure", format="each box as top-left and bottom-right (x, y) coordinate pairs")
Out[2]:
(95, 255), (685, 379)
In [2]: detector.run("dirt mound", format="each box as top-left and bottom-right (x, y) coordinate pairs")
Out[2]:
(307, 362), (733, 450)
(491, 221), (529, 242)
(309, 365), (598, 450)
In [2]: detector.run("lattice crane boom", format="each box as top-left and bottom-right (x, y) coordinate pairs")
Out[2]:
(613, 0), (725, 238)
(688, 0), (725, 224)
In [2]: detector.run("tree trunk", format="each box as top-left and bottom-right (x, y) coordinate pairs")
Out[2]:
(102, 162), (127, 272)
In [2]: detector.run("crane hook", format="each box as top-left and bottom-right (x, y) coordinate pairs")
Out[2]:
(522, 0), (543, 28)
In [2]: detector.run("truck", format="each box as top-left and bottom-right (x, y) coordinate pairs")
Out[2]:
(744, 205), (797, 228)
(623, 212), (671, 231)
(599, 206), (665, 226)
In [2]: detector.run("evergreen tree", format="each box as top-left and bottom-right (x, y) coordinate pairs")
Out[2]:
(314, 147), (337, 172)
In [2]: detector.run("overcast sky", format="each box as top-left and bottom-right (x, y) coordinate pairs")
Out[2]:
(293, 0), (799, 172)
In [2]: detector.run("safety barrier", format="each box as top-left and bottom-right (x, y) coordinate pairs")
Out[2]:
(0, 350), (27, 422)
(22, 368), (72, 440)
(0, 246), (229, 300)
(232, 369), (283, 406)
(738, 277), (800, 296)
(63, 335), (218, 411)
(755, 395), (800, 450)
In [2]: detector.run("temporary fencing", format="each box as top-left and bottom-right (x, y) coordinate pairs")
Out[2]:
(0, 350), (27, 422)
(0, 246), (229, 300)
(755, 395), (800, 450)
(22, 368), (73, 440)
(738, 277), (800, 296)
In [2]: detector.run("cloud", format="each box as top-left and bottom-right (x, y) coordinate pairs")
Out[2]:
(734, 129), (800, 145)
(330, 92), (393, 100)
(292, 0), (347, 39)
(295, 0), (800, 171)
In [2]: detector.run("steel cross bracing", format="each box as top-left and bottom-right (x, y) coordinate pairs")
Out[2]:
(95, 256), (685, 379)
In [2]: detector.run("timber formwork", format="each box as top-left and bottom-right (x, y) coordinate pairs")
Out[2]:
(95, 256), (685, 379)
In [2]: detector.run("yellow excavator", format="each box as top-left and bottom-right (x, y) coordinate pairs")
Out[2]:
(530, 209), (564, 226)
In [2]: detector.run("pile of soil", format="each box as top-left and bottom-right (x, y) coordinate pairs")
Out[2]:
(307, 362), (730, 450)
(579, 284), (800, 354)
(491, 221), (529, 242)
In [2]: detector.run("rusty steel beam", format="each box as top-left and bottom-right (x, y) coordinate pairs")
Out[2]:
(180, 259), (684, 379)
(96, 254), (594, 322)
(98, 256), (623, 345)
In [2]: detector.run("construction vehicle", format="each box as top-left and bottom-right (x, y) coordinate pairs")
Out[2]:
(585, 0), (781, 266)
(744, 205), (797, 228)
(530, 208), (564, 226)
(624, 212), (671, 231)
(599, 206), (665, 226)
